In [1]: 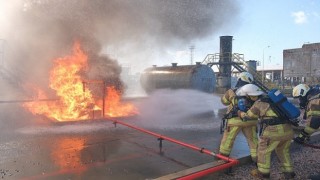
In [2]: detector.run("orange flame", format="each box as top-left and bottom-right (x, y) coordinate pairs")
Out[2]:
(104, 86), (139, 117)
(23, 42), (138, 121)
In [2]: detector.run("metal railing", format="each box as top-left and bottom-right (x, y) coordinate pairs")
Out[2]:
(202, 53), (269, 91)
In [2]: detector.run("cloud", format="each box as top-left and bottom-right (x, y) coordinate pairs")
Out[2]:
(291, 11), (307, 24)
(174, 50), (190, 60)
(312, 12), (320, 19)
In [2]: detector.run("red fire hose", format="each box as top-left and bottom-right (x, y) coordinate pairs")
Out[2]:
(105, 118), (239, 179)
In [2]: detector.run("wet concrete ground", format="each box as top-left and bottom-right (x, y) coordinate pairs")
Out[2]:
(0, 97), (252, 180)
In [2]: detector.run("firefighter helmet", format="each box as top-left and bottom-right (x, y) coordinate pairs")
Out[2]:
(238, 72), (254, 83)
(292, 84), (310, 98)
(236, 84), (264, 96)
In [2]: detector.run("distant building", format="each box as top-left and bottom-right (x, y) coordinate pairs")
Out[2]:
(283, 43), (320, 85)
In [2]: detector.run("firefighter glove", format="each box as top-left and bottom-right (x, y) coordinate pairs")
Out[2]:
(237, 110), (247, 121)
(293, 130), (310, 144)
(237, 110), (242, 117)
(293, 136), (306, 144)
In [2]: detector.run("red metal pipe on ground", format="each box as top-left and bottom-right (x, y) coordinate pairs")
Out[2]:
(177, 158), (238, 180)
(106, 118), (239, 178)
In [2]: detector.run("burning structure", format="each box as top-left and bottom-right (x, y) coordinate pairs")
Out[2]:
(23, 42), (138, 122)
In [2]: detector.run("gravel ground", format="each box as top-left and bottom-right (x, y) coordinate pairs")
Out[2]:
(211, 136), (320, 180)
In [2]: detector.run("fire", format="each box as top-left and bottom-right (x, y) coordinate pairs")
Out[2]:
(104, 86), (139, 117)
(23, 41), (138, 121)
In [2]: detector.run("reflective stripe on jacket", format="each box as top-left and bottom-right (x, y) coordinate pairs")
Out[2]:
(221, 89), (237, 115)
(306, 97), (320, 117)
(240, 100), (294, 139)
(242, 100), (277, 121)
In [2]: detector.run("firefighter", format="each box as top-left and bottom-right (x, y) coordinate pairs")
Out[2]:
(292, 84), (320, 180)
(219, 72), (258, 166)
(292, 84), (320, 144)
(237, 84), (296, 180)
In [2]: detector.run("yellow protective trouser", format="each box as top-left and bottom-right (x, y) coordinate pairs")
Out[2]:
(219, 123), (258, 161)
(257, 136), (293, 174)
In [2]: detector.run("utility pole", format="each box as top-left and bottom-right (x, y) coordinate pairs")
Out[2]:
(189, 45), (195, 65)
(262, 45), (270, 82)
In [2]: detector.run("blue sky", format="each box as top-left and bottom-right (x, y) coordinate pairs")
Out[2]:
(169, 0), (320, 71)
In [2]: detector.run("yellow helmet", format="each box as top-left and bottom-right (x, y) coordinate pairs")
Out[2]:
(238, 72), (254, 83)
(292, 84), (310, 98)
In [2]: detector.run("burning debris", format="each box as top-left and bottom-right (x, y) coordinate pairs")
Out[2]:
(23, 42), (138, 122)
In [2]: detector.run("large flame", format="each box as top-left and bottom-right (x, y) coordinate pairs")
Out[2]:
(23, 42), (138, 121)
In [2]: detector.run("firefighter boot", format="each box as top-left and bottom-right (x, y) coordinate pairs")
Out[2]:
(251, 156), (258, 167)
(217, 153), (234, 175)
(283, 172), (296, 179)
(250, 169), (270, 179)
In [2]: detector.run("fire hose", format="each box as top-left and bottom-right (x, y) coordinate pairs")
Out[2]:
(301, 142), (320, 149)
(293, 139), (320, 149)
(105, 118), (239, 179)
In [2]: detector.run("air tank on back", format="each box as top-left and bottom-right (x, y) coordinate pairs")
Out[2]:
(140, 62), (216, 94)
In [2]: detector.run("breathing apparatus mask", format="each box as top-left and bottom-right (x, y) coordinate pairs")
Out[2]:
(298, 96), (308, 109)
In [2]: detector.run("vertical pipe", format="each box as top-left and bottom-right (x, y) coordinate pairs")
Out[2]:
(219, 36), (233, 89)
(102, 82), (106, 118)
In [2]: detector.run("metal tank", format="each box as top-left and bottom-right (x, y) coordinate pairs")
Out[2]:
(246, 60), (257, 75)
(140, 62), (216, 94)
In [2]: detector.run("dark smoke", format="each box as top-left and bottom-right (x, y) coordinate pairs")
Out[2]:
(0, 0), (240, 96)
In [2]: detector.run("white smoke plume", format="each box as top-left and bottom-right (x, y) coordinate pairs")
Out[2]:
(135, 89), (225, 129)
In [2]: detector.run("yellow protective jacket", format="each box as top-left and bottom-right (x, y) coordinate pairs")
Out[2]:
(306, 94), (320, 117)
(239, 99), (294, 140)
(304, 94), (320, 135)
(221, 89), (257, 127)
(221, 89), (237, 112)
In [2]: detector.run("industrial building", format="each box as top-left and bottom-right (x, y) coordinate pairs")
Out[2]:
(283, 43), (320, 85)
